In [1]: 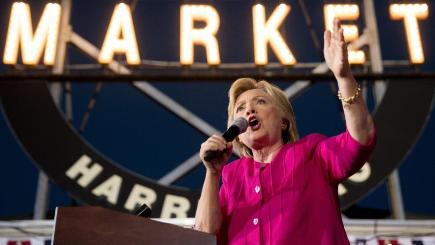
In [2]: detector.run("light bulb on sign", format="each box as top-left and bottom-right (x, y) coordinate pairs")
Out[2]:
(390, 3), (429, 64)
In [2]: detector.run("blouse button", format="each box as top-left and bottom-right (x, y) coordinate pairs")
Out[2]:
(252, 218), (259, 225)
(255, 185), (260, 193)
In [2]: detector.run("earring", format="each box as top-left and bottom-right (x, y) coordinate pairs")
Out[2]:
(282, 119), (289, 130)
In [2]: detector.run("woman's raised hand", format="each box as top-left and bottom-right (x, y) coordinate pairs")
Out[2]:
(200, 134), (233, 174)
(324, 18), (351, 79)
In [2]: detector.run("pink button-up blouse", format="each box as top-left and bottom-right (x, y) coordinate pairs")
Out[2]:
(218, 130), (376, 245)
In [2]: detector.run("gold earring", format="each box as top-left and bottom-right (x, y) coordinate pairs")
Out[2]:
(282, 120), (289, 130)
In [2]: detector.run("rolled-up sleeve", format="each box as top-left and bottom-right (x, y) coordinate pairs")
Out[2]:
(316, 129), (377, 183)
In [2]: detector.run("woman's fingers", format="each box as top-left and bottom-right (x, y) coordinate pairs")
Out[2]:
(209, 135), (227, 150)
(328, 18), (346, 53)
(333, 18), (340, 38)
(210, 135), (226, 145)
(325, 18), (345, 50)
(201, 141), (221, 153)
(200, 135), (228, 154)
(199, 135), (232, 173)
(207, 139), (226, 151)
(339, 28), (345, 43)
(324, 30), (331, 50)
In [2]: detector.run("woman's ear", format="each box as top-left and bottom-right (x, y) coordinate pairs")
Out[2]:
(282, 119), (289, 130)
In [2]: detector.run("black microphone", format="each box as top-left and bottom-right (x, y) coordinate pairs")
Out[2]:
(134, 203), (152, 218)
(204, 117), (248, 161)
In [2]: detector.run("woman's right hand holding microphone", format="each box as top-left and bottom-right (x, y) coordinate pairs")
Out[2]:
(200, 134), (233, 175)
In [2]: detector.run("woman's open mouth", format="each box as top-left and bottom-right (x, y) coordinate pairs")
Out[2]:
(248, 118), (261, 130)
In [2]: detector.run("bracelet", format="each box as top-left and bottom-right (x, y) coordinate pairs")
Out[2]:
(337, 84), (361, 105)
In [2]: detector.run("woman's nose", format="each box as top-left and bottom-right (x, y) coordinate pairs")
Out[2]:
(245, 105), (255, 115)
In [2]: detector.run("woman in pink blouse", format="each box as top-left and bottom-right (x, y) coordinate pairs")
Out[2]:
(194, 19), (376, 245)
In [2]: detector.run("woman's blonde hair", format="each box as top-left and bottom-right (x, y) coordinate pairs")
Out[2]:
(227, 78), (299, 157)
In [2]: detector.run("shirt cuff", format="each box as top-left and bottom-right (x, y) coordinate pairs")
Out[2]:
(345, 127), (377, 149)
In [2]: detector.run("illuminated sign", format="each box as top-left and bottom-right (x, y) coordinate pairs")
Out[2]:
(324, 4), (365, 64)
(180, 5), (221, 65)
(2, 2), (430, 66)
(253, 3), (296, 65)
(98, 3), (140, 65)
(3, 2), (61, 65)
(390, 3), (429, 64)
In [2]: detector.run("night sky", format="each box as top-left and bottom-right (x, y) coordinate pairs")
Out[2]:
(0, 0), (434, 218)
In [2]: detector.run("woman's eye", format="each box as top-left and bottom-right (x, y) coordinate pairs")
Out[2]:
(236, 106), (244, 112)
(257, 99), (266, 104)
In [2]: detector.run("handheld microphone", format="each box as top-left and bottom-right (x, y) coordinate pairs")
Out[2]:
(204, 117), (248, 161)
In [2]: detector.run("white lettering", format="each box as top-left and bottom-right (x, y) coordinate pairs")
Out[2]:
(390, 3), (429, 64)
(92, 174), (122, 204)
(124, 184), (157, 211)
(338, 183), (348, 196)
(349, 162), (371, 183)
(65, 155), (103, 187)
(3, 2), (61, 65)
(160, 194), (191, 218)
(98, 3), (140, 65)
(253, 4), (296, 65)
(180, 5), (221, 65)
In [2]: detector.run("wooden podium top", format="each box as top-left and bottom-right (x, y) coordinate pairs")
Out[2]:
(52, 206), (216, 245)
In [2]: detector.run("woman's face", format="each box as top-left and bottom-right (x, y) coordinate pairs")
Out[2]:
(233, 89), (284, 150)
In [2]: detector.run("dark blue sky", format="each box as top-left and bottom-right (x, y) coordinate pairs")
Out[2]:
(0, 0), (434, 218)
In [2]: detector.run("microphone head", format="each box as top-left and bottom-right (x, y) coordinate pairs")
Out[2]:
(204, 117), (249, 161)
(232, 117), (248, 133)
(222, 117), (248, 142)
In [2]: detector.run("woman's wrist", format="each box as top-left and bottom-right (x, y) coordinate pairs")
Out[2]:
(334, 69), (354, 83)
(206, 169), (221, 179)
(336, 74), (358, 96)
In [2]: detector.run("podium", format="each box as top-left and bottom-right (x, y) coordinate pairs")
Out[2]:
(52, 206), (216, 245)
